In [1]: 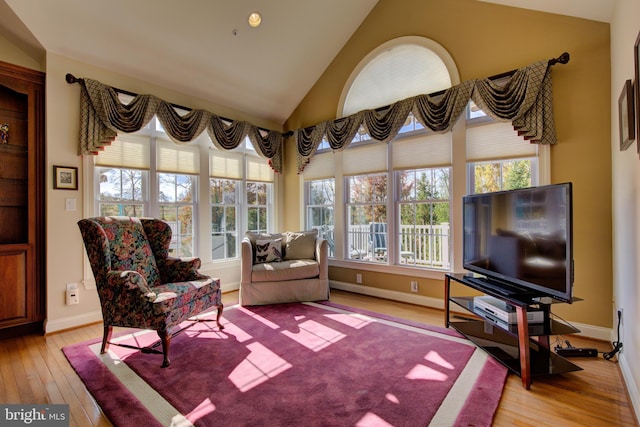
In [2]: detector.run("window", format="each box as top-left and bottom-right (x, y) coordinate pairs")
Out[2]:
(306, 178), (335, 256)
(341, 40), (455, 116)
(97, 166), (146, 217)
(393, 131), (452, 268)
(96, 134), (149, 217)
(210, 178), (239, 259)
(209, 148), (242, 260)
(343, 141), (388, 262)
(246, 148), (274, 234)
(246, 181), (271, 233)
(208, 140), (275, 259)
(156, 139), (200, 257)
(398, 167), (450, 268)
(470, 158), (533, 193)
(93, 117), (276, 262)
(303, 150), (336, 256)
(158, 173), (196, 257)
(466, 120), (539, 194)
(301, 36), (547, 276)
(347, 173), (387, 261)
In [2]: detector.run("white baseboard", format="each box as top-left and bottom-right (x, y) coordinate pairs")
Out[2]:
(329, 280), (612, 342)
(44, 310), (103, 334)
(330, 280), (444, 310)
(222, 282), (240, 294)
(46, 283), (241, 334)
(570, 322), (613, 342)
(619, 354), (640, 423)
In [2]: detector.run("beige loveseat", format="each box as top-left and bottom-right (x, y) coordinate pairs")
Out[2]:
(240, 230), (329, 305)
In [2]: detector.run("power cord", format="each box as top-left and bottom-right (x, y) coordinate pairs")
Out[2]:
(603, 310), (623, 361)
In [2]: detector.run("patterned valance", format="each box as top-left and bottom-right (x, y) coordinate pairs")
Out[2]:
(295, 58), (561, 173)
(76, 78), (284, 173)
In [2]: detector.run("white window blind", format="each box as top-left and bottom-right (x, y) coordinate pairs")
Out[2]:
(392, 133), (451, 169)
(344, 44), (451, 116)
(156, 139), (200, 174)
(96, 134), (150, 169)
(303, 151), (335, 180)
(466, 122), (537, 162)
(210, 149), (243, 179)
(343, 143), (387, 175)
(246, 155), (274, 182)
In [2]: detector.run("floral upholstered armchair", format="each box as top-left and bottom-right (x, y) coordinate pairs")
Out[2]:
(78, 216), (224, 367)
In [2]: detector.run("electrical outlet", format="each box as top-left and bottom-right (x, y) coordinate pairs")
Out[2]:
(66, 283), (79, 305)
(65, 197), (77, 211)
(411, 281), (418, 292)
(356, 274), (362, 284)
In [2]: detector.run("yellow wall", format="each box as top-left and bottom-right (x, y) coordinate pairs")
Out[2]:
(284, 0), (612, 328)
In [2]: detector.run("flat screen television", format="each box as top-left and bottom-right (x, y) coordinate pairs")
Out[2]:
(462, 183), (574, 303)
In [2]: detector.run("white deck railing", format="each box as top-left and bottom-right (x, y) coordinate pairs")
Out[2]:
(320, 223), (450, 269)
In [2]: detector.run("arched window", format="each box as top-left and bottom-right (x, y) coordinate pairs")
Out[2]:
(303, 36), (545, 277)
(340, 36), (456, 116)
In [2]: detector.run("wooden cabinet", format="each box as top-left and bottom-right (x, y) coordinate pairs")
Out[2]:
(0, 60), (45, 337)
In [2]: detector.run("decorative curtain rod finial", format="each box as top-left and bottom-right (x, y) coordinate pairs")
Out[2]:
(550, 52), (570, 66)
(65, 73), (82, 84)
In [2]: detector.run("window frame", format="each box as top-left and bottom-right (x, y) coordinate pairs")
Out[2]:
(396, 166), (452, 269)
(304, 177), (336, 257)
(88, 117), (280, 267)
(157, 172), (198, 257)
(345, 172), (388, 263)
(302, 36), (549, 280)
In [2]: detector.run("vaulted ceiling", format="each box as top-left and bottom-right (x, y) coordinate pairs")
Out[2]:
(0, 0), (614, 125)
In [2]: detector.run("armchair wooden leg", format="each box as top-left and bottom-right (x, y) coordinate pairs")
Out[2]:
(216, 303), (225, 330)
(158, 329), (171, 368)
(101, 325), (113, 354)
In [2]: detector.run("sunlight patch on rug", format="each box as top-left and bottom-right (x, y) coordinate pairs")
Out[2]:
(425, 350), (456, 370)
(228, 341), (292, 392)
(186, 398), (215, 425)
(406, 363), (450, 382)
(324, 312), (374, 329)
(281, 319), (346, 351)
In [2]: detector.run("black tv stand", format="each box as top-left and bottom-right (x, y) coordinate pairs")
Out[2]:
(445, 273), (582, 390)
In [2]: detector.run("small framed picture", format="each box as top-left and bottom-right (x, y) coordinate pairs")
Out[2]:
(53, 165), (78, 190)
(618, 79), (635, 151)
(635, 30), (640, 156)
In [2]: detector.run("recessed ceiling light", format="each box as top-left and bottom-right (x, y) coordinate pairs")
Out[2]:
(248, 11), (262, 28)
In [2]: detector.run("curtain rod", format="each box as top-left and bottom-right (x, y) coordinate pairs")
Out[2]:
(64, 73), (274, 134)
(282, 52), (570, 138)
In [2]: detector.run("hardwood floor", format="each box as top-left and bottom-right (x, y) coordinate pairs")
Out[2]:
(0, 289), (636, 426)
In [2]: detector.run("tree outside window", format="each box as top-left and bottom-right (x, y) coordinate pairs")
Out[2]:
(158, 173), (196, 257)
(306, 178), (335, 256)
(210, 178), (239, 260)
(398, 167), (450, 268)
(247, 181), (271, 233)
(97, 167), (145, 217)
(471, 159), (532, 194)
(347, 173), (387, 262)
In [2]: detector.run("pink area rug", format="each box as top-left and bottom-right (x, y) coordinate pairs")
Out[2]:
(63, 302), (507, 426)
